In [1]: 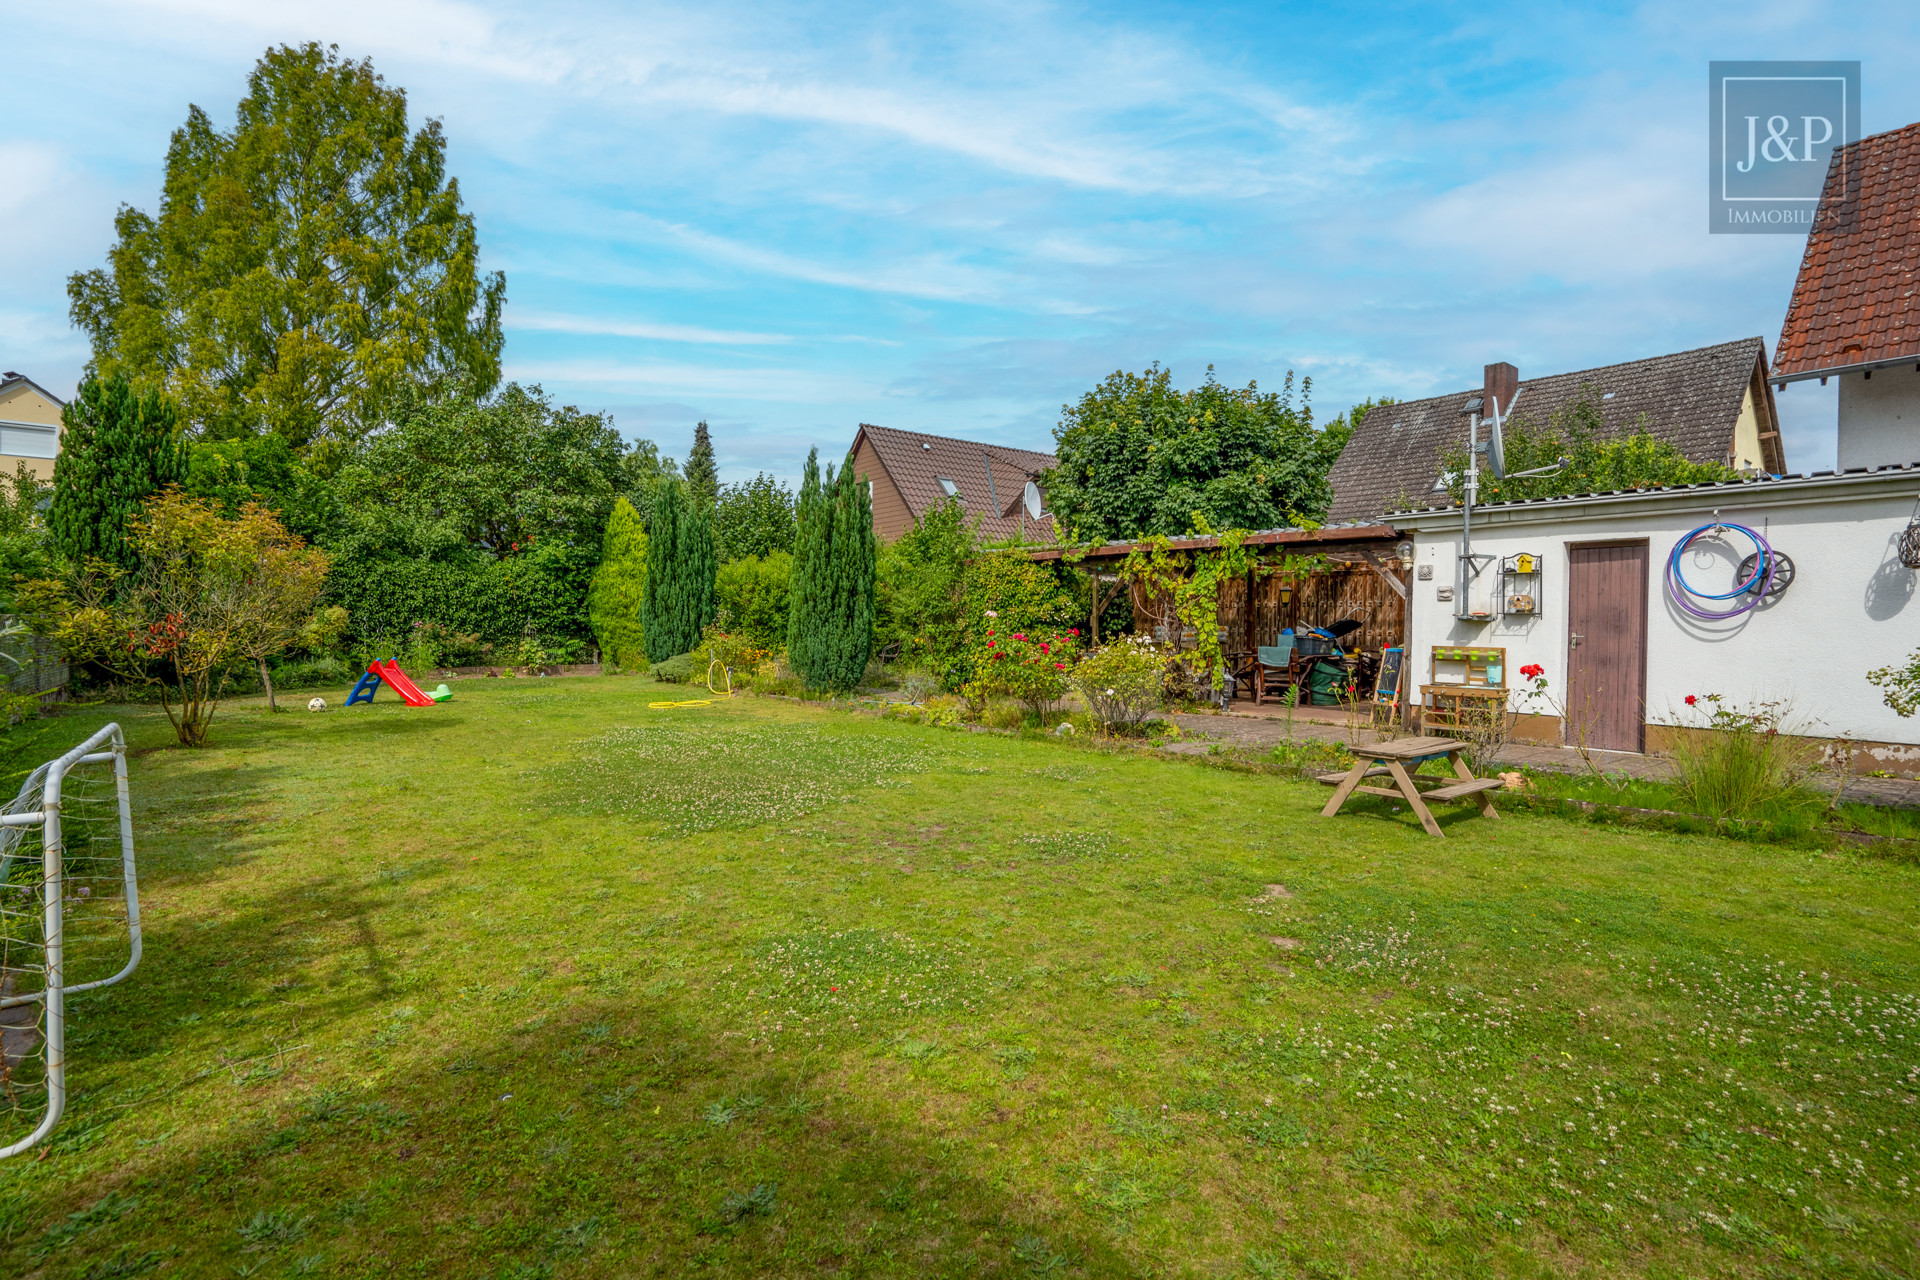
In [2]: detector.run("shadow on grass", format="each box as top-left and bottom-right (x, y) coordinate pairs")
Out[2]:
(2, 985), (1146, 1278)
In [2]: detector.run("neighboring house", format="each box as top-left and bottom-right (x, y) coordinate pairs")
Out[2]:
(1325, 339), (1785, 524)
(846, 423), (1057, 543)
(0, 371), (64, 481)
(1774, 120), (1920, 470)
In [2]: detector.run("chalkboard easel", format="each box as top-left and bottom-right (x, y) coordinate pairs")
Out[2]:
(1371, 645), (1405, 728)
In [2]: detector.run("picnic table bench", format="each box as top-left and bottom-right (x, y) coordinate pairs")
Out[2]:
(1316, 735), (1502, 837)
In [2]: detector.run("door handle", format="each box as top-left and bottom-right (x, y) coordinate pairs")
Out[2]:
(1569, 632), (1584, 649)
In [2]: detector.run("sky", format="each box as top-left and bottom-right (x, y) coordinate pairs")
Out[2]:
(3, 0), (1914, 485)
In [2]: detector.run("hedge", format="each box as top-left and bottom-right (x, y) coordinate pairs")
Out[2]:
(325, 544), (598, 649)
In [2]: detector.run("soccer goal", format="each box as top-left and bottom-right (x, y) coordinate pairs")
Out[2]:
(0, 722), (142, 1159)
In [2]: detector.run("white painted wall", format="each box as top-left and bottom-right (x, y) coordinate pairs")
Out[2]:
(1839, 364), (1920, 470)
(1400, 472), (1920, 749)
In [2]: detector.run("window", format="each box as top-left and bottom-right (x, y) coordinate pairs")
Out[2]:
(937, 478), (960, 499)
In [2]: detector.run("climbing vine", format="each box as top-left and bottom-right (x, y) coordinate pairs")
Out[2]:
(1118, 527), (1325, 689)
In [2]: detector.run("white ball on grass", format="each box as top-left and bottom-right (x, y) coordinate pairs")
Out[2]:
(308, 697), (327, 712)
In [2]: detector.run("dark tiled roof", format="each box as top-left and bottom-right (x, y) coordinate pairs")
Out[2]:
(1776, 122), (1920, 378)
(1325, 338), (1774, 523)
(0, 371), (67, 407)
(854, 422), (1057, 541)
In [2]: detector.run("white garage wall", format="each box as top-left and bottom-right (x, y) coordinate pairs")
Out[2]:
(1394, 469), (1920, 746)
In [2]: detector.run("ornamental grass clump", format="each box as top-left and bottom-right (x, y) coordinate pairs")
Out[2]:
(1069, 634), (1165, 734)
(976, 618), (1080, 722)
(1669, 692), (1818, 819)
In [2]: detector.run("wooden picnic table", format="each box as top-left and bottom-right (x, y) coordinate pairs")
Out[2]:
(1316, 735), (1502, 838)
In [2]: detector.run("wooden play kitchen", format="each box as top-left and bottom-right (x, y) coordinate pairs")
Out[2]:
(1316, 736), (1503, 837)
(1418, 644), (1507, 734)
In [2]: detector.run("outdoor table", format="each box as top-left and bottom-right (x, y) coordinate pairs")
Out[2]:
(1316, 735), (1502, 838)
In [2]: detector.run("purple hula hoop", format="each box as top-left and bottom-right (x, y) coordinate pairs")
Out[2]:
(1666, 523), (1775, 621)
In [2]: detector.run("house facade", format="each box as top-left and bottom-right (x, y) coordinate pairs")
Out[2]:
(1326, 340), (1784, 524)
(846, 423), (1056, 542)
(0, 371), (64, 480)
(1774, 121), (1920, 470)
(1391, 468), (1920, 770)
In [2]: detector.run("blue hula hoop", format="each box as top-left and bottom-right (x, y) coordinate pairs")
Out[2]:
(1666, 523), (1774, 620)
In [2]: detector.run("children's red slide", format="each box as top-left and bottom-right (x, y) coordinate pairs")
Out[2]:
(370, 659), (438, 707)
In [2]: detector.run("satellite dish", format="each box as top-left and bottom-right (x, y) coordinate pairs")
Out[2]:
(1486, 414), (1507, 480)
(1023, 480), (1043, 519)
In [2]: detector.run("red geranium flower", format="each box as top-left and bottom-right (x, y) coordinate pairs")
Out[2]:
(1040, 643), (1050, 654)
(1070, 628), (1079, 636)
(1685, 694), (1697, 706)
(986, 629), (994, 636)
(1013, 633), (1026, 641)
(1053, 662), (1065, 669)
(986, 639), (995, 647)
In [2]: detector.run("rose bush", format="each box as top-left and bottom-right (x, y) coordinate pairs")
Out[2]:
(976, 624), (1080, 721)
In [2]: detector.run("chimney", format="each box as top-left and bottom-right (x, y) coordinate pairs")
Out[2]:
(1483, 362), (1518, 418)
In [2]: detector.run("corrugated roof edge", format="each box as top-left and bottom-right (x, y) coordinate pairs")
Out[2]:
(1025, 521), (1403, 562)
(1382, 461), (1920, 520)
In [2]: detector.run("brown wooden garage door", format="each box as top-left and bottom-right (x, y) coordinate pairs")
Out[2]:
(1566, 542), (1649, 754)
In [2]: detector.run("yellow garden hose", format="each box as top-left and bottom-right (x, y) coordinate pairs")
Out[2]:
(648, 649), (734, 709)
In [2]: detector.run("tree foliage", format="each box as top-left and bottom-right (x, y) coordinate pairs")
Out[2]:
(1045, 365), (1345, 544)
(787, 450), (875, 691)
(715, 551), (793, 650)
(327, 383), (623, 564)
(67, 42), (505, 447)
(0, 465), (54, 610)
(182, 433), (333, 541)
(877, 498), (974, 666)
(587, 498), (648, 670)
(640, 480), (716, 662)
(49, 374), (188, 573)
(1437, 386), (1738, 505)
(715, 472), (797, 562)
(684, 420), (717, 508)
(25, 492), (330, 745)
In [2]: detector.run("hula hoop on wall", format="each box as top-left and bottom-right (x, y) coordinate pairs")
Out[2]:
(1666, 523), (1776, 620)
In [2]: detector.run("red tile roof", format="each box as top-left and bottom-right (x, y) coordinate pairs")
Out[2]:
(851, 423), (1057, 542)
(1776, 121), (1920, 379)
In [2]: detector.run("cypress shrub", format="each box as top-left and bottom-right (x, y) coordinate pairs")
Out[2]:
(49, 374), (186, 571)
(587, 497), (648, 669)
(641, 479), (717, 661)
(788, 451), (876, 691)
(786, 449), (826, 679)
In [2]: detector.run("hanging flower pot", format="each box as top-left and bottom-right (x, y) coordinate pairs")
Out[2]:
(1902, 497), (1920, 569)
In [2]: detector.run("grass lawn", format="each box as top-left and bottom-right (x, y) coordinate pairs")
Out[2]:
(2, 676), (1917, 1279)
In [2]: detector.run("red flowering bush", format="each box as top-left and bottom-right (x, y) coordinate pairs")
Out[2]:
(976, 626), (1080, 721)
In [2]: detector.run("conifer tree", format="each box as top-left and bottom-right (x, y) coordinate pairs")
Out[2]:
(685, 420), (717, 508)
(641, 479), (684, 662)
(587, 497), (648, 670)
(640, 478), (718, 662)
(49, 373), (186, 572)
(786, 449), (826, 678)
(787, 450), (876, 690)
(681, 487), (718, 639)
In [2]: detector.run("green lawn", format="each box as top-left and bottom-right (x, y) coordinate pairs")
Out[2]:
(2, 677), (1917, 1279)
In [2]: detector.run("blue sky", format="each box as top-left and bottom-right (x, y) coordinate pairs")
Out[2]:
(3, 1), (1914, 483)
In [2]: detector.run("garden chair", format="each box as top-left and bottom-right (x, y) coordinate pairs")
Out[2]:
(1253, 636), (1303, 705)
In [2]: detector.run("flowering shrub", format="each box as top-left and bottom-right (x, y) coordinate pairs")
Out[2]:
(976, 624), (1080, 720)
(1069, 635), (1166, 733)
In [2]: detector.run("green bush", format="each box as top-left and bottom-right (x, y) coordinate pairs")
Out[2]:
(588, 497), (648, 670)
(325, 539), (597, 651)
(649, 652), (696, 684)
(715, 551), (792, 650)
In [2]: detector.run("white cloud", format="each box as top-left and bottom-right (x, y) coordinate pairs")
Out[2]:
(506, 309), (791, 345)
